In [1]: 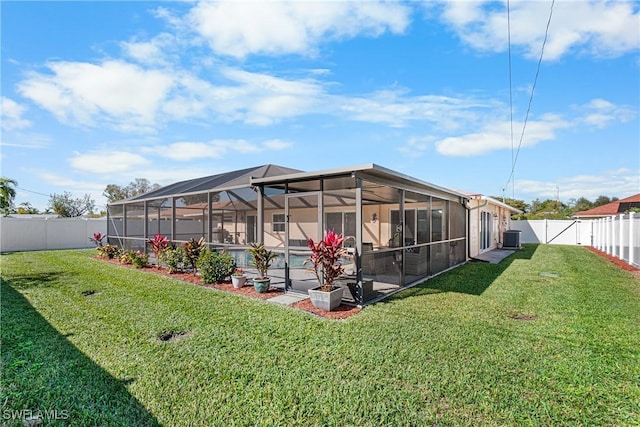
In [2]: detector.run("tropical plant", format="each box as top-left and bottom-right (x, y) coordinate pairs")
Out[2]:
(160, 246), (185, 273)
(306, 230), (348, 291)
(97, 243), (120, 259)
(120, 250), (136, 265)
(183, 237), (206, 273)
(248, 243), (278, 280)
(197, 249), (236, 284)
(90, 232), (105, 247)
(0, 177), (18, 216)
(232, 268), (245, 277)
(131, 251), (149, 268)
(148, 234), (169, 267)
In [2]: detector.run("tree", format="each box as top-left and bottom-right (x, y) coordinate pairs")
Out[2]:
(571, 197), (594, 212)
(103, 178), (160, 203)
(48, 192), (95, 217)
(0, 177), (18, 216)
(594, 195), (618, 207)
(16, 202), (39, 214)
(491, 196), (528, 213)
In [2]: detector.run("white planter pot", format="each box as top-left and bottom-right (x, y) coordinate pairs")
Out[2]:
(231, 275), (247, 288)
(308, 286), (344, 311)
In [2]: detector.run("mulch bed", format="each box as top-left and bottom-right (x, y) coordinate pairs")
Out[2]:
(291, 299), (361, 319)
(586, 246), (639, 272)
(93, 256), (361, 318)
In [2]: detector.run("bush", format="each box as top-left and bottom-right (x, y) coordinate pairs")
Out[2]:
(120, 250), (135, 265)
(184, 237), (205, 273)
(97, 243), (120, 259)
(160, 246), (185, 273)
(131, 251), (149, 268)
(197, 249), (236, 284)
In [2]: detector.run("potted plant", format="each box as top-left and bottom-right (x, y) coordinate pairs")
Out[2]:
(305, 230), (347, 311)
(231, 268), (247, 288)
(248, 243), (278, 293)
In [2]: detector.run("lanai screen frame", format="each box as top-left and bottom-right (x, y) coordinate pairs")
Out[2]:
(251, 164), (469, 304)
(106, 163), (469, 305)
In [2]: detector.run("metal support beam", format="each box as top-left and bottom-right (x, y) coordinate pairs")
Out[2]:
(256, 187), (264, 244)
(355, 177), (363, 305)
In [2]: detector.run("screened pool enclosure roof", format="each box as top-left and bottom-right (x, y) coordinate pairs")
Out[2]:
(110, 163), (467, 205)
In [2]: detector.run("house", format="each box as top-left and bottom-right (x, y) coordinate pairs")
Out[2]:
(572, 193), (640, 219)
(107, 164), (470, 305)
(463, 193), (522, 258)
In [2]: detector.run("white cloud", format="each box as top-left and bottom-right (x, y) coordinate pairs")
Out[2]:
(516, 168), (639, 200)
(577, 98), (636, 128)
(17, 60), (174, 132)
(337, 89), (494, 129)
(69, 150), (150, 174)
(437, 0), (640, 60)
(263, 139), (292, 151)
(434, 114), (569, 156)
(398, 136), (436, 156)
(120, 33), (177, 65)
(144, 138), (293, 161)
(186, 1), (411, 58)
(1, 97), (31, 131)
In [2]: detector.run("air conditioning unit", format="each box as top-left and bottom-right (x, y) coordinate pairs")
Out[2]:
(503, 230), (521, 249)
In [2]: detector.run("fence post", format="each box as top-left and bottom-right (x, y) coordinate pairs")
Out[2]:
(596, 218), (601, 250)
(618, 214), (625, 259)
(630, 212), (635, 267)
(610, 215), (615, 256)
(544, 219), (548, 244)
(606, 216), (611, 255)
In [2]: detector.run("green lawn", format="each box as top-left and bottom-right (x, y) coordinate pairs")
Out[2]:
(1, 245), (639, 426)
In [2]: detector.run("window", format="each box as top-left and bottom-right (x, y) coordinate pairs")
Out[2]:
(272, 213), (286, 232)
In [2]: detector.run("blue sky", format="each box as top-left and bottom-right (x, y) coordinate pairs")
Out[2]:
(1, 1), (639, 212)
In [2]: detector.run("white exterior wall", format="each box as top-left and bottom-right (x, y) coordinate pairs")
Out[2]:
(0, 217), (107, 252)
(468, 199), (514, 258)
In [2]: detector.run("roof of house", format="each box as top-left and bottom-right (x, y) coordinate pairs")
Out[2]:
(572, 193), (640, 218)
(112, 163), (468, 205)
(116, 164), (302, 204)
(457, 191), (523, 214)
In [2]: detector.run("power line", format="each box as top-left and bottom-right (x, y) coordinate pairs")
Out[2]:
(507, 0), (514, 199)
(16, 186), (50, 198)
(503, 0), (555, 196)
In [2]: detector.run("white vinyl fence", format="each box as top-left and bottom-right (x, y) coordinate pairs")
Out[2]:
(511, 215), (639, 268)
(591, 213), (639, 268)
(510, 219), (593, 246)
(0, 217), (107, 253)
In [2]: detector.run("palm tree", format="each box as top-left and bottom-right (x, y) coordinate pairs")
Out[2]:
(0, 177), (18, 215)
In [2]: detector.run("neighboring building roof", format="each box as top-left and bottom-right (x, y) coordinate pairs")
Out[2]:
(116, 164), (302, 204)
(572, 193), (640, 218)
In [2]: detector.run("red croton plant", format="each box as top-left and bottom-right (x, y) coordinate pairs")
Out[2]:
(148, 234), (169, 267)
(306, 230), (348, 292)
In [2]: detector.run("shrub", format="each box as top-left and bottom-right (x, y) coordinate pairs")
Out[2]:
(131, 251), (149, 268)
(148, 234), (169, 267)
(183, 237), (205, 273)
(97, 243), (120, 259)
(90, 232), (105, 247)
(160, 246), (185, 273)
(197, 249), (236, 284)
(120, 250), (136, 265)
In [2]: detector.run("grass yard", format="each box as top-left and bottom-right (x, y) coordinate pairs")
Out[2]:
(1, 244), (639, 426)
